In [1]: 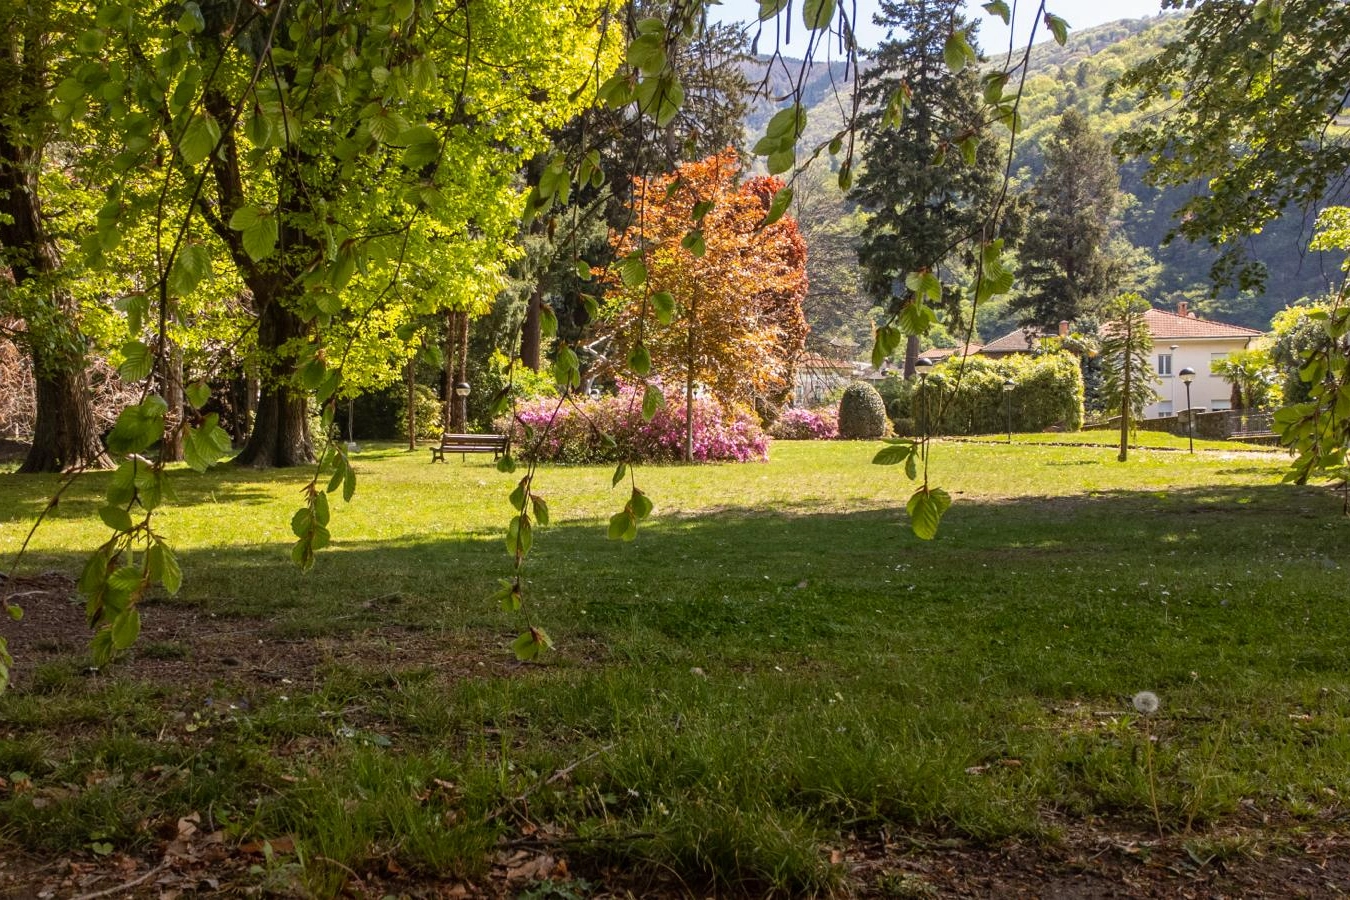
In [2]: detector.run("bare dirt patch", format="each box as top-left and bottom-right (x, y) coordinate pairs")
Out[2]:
(0, 571), (527, 692)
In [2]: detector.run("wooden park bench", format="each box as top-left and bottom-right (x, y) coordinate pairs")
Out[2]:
(429, 432), (509, 462)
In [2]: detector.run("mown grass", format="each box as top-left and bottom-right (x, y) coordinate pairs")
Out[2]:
(1, 439), (1347, 895)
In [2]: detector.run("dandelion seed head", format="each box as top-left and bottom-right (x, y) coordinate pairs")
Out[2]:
(1132, 691), (1160, 715)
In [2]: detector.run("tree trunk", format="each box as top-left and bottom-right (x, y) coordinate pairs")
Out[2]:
(20, 360), (111, 473)
(684, 293), (697, 463)
(231, 287), (313, 468)
(0, 111), (110, 473)
(521, 285), (542, 371)
(406, 356), (417, 450)
(903, 333), (920, 379)
(455, 310), (469, 430)
(442, 312), (455, 431)
(158, 335), (184, 462)
(1117, 318), (1132, 463)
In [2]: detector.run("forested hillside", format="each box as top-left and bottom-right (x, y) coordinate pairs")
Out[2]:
(757, 12), (1346, 351)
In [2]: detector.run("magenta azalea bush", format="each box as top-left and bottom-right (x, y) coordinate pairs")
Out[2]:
(498, 383), (769, 464)
(768, 407), (838, 440)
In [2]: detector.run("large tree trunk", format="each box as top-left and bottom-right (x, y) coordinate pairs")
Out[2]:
(231, 286), (313, 468)
(0, 108), (110, 473)
(157, 335), (184, 462)
(521, 285), (542, 372)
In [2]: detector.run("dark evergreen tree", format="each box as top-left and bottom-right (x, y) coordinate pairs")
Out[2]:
(849, 0), (1002, 375)
(1014, 109), (1123, 325)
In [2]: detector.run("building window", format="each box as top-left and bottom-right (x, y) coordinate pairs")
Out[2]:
(1157, 401), (1173, 416)
(1211, 399), (1232, 411)
(1157, 353), (1173, 376)
(1211, 352), (1231, 369)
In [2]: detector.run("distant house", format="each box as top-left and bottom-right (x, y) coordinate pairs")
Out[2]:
(793, 352), (853, 407)
(921, 303), (1263, 417)
(1143, 302), (1263, 417)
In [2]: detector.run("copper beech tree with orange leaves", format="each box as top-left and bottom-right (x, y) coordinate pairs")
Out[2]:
(598, 149), (808, 462)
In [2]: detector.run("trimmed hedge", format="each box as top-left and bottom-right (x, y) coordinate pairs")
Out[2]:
(837, 382), (889, 439)
(903, 353), (1084, 435)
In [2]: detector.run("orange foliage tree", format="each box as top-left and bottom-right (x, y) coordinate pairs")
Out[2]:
(599, 149), (808, 461)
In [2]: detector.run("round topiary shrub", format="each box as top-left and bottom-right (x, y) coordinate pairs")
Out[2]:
(837, 382), (889, 439)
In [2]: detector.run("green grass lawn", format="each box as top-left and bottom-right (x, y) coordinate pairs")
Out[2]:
(1, 438), (1347, 895)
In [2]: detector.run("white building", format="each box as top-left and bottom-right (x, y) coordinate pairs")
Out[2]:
(1143, 303), (1263, 418)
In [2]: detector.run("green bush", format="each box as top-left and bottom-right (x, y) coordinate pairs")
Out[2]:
(393, 384), (444, 440)
(837, 382), (889, 439)
(913, 353), (1083, 435)
(877, 374), (914, 420)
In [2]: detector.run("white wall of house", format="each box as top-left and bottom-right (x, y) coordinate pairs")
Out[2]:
(1146, 336), (1252, 417)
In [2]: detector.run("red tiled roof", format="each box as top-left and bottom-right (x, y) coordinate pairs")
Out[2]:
(922, 342), (983, 360)
(1143, 308), (1263, 340)
(980, 327), (1045, 353)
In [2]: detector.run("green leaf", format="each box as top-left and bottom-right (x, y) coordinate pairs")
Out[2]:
(531, 496), (550, 527)
(612, 462), (627, 487)
(630, 488), (653, 520)
(150, 540), (183, 594)
(540, 306), (558, 339)
(943, 31), (973, 73)
(642, 384), (664, 421)
(759, 0), (789, 20)
(511, 627), (552, 661)
(117, 340), (154, 383)
(761, 186), (794, 227)
(619, 254), (648, 288)
(802, 0), (835, 30)
(552, 343), (580, 389)
(179, 114), (220, 166)
(343, 466), (356, 502)
(651, 291), (676, 325)
(99, 505), (134, 532)
(106, 396), (167, 455)
(983, 0), (1010, 23)
(396, 124), (441, 169)
(681, 229), (706, 257)
(766, 104), (807, 140)
(506, 514), (533, 557)
(608, 509), (637, 541)
(509, 479), (527, 511)
(91, 629), (116, 667)
(872, 440), (917, 466)
(1044, 13), (1069, 45)
(626, 33), (667, 76)
(242, 215), (279, 263)
(767, 148), (796, 176)
(183, 415), (233, 472)
(628, 343), (651, 376)
(899, 300), (938, 336)
(691, 200), (714, 221)
(958, 135), (979, 167)
(496, 455), (517, 474)
(110, 609), (141, 650)
(575, 259), (592, 280)
(168, 243), (212, 297)
(906, 487), (952, 541)
(905, 270), (943, 303)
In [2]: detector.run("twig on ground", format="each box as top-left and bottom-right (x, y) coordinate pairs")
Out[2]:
(69, 862), (169, 900)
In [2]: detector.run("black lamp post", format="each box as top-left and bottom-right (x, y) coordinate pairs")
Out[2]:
(453, 381), (470, 432)
(1178, 367), (1195, 454)
(915, 357), (934, 440)
(1003, 379), (1015, 444)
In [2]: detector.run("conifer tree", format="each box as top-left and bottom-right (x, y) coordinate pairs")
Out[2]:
(1014, 109), (1123, 325)
(850, 0), (1002, 375)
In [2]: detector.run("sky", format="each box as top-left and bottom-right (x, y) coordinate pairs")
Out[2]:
(708, 0), (1168, 55)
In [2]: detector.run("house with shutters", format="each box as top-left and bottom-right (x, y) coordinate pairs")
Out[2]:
(1142, 302), (1264, 418)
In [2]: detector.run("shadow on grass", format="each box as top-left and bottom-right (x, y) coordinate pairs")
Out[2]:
(5, 481), (1345, 686)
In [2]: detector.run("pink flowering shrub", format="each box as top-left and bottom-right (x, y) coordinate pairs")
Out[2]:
(498, 383), (768, 464)
(768, 407), (838, 440)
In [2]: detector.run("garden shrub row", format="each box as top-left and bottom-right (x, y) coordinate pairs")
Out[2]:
(878, 352), (1084, 435)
